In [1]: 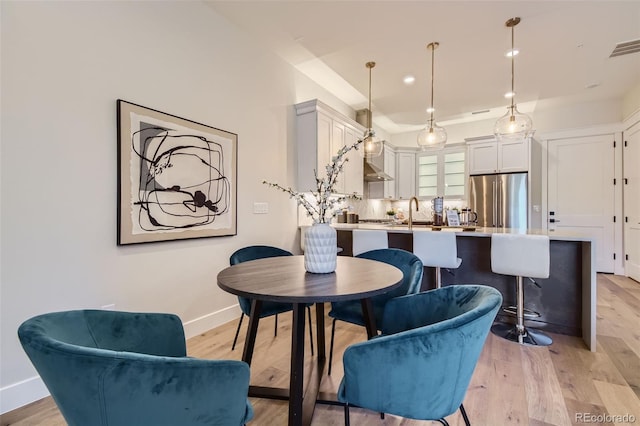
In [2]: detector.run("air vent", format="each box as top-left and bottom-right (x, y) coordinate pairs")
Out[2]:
(609, 39), (640, 58)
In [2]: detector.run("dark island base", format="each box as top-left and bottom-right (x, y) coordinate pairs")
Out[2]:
(337, 230), (583, 337)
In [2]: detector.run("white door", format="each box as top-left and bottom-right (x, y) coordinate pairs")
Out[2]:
(548, 134), (615, 272)
(624, 122), (640, 282)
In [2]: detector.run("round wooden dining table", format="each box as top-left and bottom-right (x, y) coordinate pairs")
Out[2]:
(217, 255), (403, 426)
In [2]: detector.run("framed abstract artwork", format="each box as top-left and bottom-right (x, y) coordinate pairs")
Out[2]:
(117, 100), (237, 245)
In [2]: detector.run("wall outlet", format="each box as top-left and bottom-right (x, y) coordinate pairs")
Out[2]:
(101, 304), (116, 310)
(253, 202), (269, 214)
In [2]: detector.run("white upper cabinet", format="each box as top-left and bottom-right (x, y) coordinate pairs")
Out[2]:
(417, 147), (466, 200)
(467, 136), (530, 175)
(295, 100), (365, 195)
(343, 125), (363, 196)
(383, 146), (396, 199)
(395, 150), (416, 199)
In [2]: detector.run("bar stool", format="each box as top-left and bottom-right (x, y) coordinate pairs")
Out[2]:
(352, 229), (388, 256)
(490, 233), (552, 346)
(412, 231), (462, 288)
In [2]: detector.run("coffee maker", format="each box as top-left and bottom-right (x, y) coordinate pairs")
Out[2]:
(431, 197), (444, 226)
(459, 208), (478, 226)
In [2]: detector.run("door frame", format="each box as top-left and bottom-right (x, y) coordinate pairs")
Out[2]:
(538, 123), (624, 275)
(623, 109), (640, 281)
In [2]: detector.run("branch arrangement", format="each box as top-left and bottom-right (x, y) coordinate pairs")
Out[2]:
(263, 138), (364, 224)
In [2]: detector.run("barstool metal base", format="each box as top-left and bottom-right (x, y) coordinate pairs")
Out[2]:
(503, 305), (541, 318)
(491, 322), (553, 346)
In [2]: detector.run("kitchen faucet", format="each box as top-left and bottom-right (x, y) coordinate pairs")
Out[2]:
(408, 196), (419, 230)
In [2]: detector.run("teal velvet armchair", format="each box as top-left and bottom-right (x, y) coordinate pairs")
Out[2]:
(229, 245), (314, 353)
(18, 310), (253, 426)
(338, 285), (502, 425)
(327, 248), (423, 375)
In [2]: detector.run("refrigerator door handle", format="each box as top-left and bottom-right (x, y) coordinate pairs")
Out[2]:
(497, 179), (502, 227)
(492, 180), (497, 227)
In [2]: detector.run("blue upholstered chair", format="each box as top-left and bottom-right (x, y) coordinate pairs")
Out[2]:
(18, 310), (253, 426)
(327, 248), (423, 375)
(337, 285), (502, 425)
(229, 245), (313, 354)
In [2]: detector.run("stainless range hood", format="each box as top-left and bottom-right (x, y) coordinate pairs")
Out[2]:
(357, 108), (394, 182)
(364, 160), (393, 181)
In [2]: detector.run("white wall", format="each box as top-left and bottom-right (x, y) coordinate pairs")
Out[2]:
(623, 82), (640, 120)
(0, 1), (352, 413)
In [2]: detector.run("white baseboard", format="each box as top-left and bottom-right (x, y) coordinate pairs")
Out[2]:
(0, 375), (49, 414)
(182, 304), (241, 339)
(1, 306), (241, 415)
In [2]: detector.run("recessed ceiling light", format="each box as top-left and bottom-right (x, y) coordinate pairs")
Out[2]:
(505, 49), (519, 57)
(504, 91), (516, 98)
(403, 75), (415, 85)
(426, 107), (435, 113)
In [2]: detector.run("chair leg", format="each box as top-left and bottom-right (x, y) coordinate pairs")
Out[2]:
(307, 306), (314, 356)
(343, 403), (350, 426)
(328, 318), (337, 376)
(437, 419), (450, 426)
(459, 404), (471, 426)
(232, 314), (245, 351)
(274, 313), (278, 337)
(380, 412), (384, 419)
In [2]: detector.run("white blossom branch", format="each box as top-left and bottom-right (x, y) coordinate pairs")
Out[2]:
(263, 137), (365, 223)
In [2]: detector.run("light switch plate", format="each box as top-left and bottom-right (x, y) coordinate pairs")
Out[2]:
(253, 202), (269, 214)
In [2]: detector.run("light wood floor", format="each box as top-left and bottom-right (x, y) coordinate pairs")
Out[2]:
(3, 274), (639, 426)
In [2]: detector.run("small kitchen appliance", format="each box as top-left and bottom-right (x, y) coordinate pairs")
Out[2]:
(431, 197), (444, 226)
(459, 208), (478, 226)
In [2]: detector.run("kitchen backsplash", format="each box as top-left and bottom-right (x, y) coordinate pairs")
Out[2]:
(298, 198), (467, 225)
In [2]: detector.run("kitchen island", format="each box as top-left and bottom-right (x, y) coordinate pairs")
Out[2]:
(330, 224), (596, 351)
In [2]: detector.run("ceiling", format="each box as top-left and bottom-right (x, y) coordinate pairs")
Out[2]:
(207, 1), (640, 134)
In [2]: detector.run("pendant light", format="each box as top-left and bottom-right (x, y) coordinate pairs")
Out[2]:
(417, 42), (447, 150)
(494, 17), (533, 141)
(361, 61), (383, 159)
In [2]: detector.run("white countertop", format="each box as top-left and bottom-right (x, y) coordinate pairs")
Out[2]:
(327, 223), (593, 242)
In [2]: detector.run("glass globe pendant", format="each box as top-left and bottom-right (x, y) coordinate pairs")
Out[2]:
(417, 120), (447, 148)
(362, 127), (383, 158)
(494, 104), (533, 142)
(417, 42), (446, 150)
(361, 61), (383, 159)
(495, 17), (533, 141)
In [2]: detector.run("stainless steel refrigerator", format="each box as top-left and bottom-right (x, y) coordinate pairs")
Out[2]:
(469, 172), (528, 228)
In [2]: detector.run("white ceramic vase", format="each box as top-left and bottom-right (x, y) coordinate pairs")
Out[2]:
(304, 223), (337, 273)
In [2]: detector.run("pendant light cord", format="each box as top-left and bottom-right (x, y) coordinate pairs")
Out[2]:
(366, 62), (375, 130)
(430, 44), (435, 125)
(368, 65), (372, 129)
(510, 22), (516, 112)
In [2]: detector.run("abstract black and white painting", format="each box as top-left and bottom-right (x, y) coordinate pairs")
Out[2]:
(117, 100), (237, 245)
